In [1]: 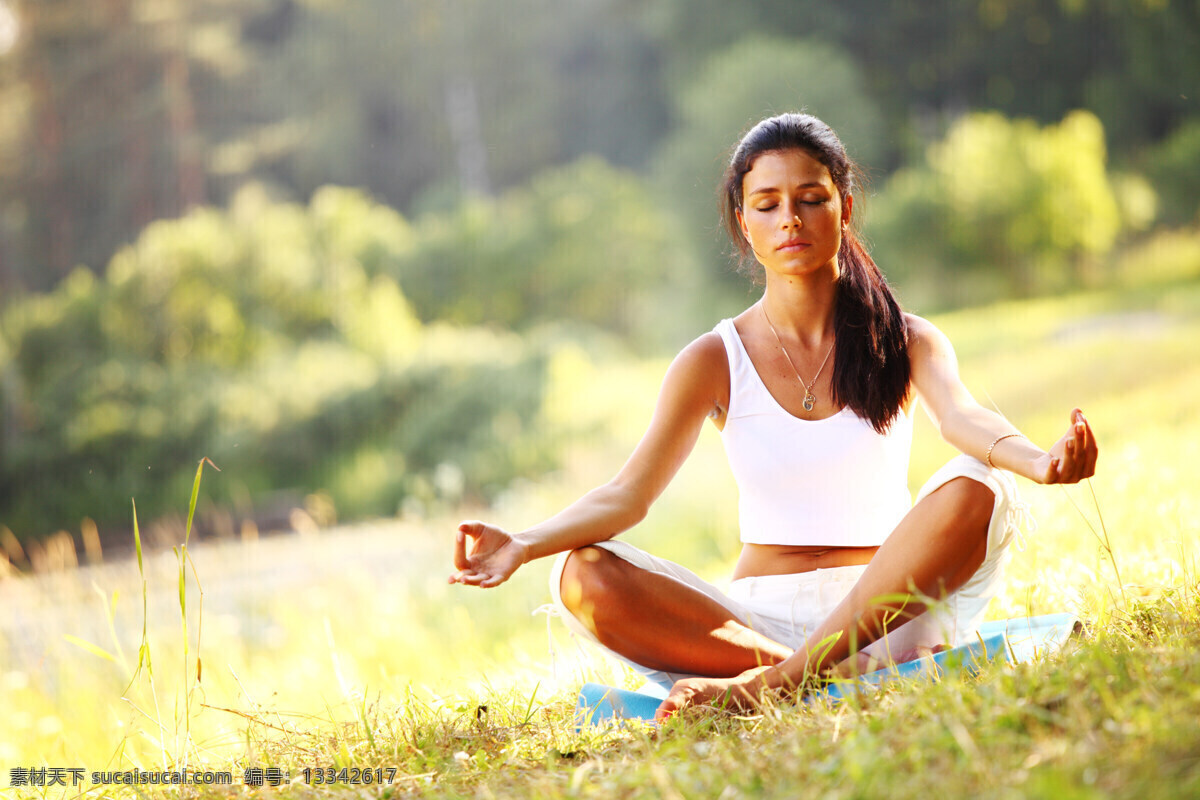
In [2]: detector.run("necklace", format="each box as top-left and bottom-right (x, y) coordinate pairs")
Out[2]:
(761, 302), (834, 413)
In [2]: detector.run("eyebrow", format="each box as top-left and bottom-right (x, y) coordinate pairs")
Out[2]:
(746, 182), (827, 197)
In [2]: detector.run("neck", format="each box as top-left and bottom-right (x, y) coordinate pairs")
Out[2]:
(761, 270), (838, 345)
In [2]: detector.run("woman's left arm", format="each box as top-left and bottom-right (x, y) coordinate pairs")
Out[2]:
(906, 315), (1097, 485)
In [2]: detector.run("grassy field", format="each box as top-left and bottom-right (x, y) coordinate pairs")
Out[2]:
(2, 279), (1199, 797)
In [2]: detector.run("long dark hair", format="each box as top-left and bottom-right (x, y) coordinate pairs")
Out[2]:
(720, 113), (910, 433)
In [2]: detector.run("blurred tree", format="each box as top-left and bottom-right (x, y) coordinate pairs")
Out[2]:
(0, 0), (22, 287)
(0, 187), (562, 541)
(646, 0), (1200, 162)
(0, 0), (674, 292)
(870, 110), (1123, 304)
(1142, 119), (1200, 226)
(0, 0), (226, 290)
(0, 0), (1195, 544)
(393, 157), (702, 351)
(257, 0), (670, 210)
(638, 0), (849, 91)
(1, 0), (1195, 296)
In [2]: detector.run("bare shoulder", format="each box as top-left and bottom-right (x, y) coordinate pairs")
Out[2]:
(675, 330), (728, 369)
(668, 330), (729, 391)
(662, 330), (730, 419)
(904, 313), (954, 359)
(904, 312), (970, 406)
(904, 313), (940, 342)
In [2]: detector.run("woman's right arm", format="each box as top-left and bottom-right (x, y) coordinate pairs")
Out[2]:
(448, 332), (729, 588)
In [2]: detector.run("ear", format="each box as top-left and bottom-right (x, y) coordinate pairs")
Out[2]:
(841, 194), (854, 229)
(736, 207), (750, 241)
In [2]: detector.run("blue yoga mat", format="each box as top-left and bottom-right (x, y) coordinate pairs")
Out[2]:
(574, 613), (1080, 727)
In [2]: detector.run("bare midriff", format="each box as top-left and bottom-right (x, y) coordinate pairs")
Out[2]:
(732, 542), (880, 580)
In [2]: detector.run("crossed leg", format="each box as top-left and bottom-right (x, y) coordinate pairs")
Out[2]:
(558, 545), (793, 676)
(558, 475), (998, 679)
(804, 475), (995, 672)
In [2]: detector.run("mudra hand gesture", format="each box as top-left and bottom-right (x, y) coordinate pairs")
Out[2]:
(1033, 409), (1097, 485)
(449, 521), (528, 588)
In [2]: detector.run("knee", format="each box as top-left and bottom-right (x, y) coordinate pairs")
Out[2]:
(558, 545), (618, 617)
(939, 476), (996, 538)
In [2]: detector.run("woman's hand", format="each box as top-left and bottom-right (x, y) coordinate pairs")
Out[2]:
(1032, 408), (1098, 485)
(448, 521), (529, 588)
(655, 667), (773, 722)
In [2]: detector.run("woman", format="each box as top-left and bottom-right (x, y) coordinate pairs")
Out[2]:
(448, 113), (1097, 720)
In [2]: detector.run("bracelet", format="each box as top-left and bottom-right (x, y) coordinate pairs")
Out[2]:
(985, 433), (1025, 469)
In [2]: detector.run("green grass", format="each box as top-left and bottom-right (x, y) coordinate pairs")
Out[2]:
(2, 279), (1199, 797)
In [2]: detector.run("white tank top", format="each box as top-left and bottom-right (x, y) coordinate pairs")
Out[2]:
(714, 318), (914, 547)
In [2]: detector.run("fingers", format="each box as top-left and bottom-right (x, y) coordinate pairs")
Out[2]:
(1042, 409), (1097, 485)
(449, 520), (523, 589)
(1069, 409), (1087, 481)
(452, 522), (473, 571)
(451, 569), (506, 588)
(1061, 409), (1097, 483)
(450, 521), (488, 584)
(1077, 410), (1098, 479)
(1060, 436), (1079, 483)
(1042, 454), (1062, 485)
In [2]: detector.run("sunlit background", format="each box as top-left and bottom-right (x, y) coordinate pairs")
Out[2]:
(0, 0), (1197, 768)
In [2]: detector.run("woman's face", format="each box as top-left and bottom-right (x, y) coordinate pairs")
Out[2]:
(736, 148), (851, 280)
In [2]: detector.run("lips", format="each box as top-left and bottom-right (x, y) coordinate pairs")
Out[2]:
(777, 240), (812, 251)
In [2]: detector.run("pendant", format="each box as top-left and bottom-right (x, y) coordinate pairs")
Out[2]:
(803, 393), (816, 412)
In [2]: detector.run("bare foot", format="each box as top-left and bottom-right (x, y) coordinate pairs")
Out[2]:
(831, 643), (949, 677)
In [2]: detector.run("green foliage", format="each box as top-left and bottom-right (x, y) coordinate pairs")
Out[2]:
(2, 0), (1199, 545)
(2, 0), (1198, 297)
(1112, 225), (1200, 289)
(1108, 171), (1159, 236)
(1142, 119), (1200, 225)
(394, 157), (702, 350)
(871, 110), (1124, 305)
(0, 187), (563, 539)
(662, 35), (885, 171)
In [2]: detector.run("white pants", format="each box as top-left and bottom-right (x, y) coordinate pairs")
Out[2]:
(549, 455), (1030, 693)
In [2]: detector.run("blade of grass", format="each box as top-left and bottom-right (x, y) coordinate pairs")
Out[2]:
(1059, 479), (1127, 609)
(124, 498), (154, 691)
(97, 583), (128, 668)
(184, 457), (219, 549)
(1086, 477), (1125, 606)
(120, 497), (167, 768)
(63, 634), (119, 664)
(520, 682), (541, 727)
(176, 456), (218, 768)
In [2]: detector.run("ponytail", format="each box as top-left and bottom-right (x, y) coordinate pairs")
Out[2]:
(830, 232), (910, 433)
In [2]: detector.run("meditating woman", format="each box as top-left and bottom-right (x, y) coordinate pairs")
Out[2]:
(448, 112), (1098, 718)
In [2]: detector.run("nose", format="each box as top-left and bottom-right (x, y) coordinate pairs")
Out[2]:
(786, 212), (802, 229)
